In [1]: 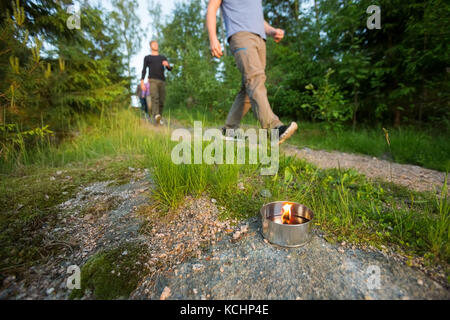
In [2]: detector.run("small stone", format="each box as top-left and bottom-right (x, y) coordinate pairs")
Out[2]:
(46, 288), (55, 295)
(56, 171), (63, 175)
(45, 195), (49, 200)
(338, 248), (345, 253)
(128, 167), (135, 172)
(193, 289), (198, 294)
(220, 267), (224, 273)
(192, 264), (205, 272)
(240, 224), (249, 234)
(122, 250), (128, 256)
(84, 214), (93, 221)
(211, 198), (217, 204)
(417, 279), (423, 286)
(233, 231), (241, 240)
(160, 287), (171, 300)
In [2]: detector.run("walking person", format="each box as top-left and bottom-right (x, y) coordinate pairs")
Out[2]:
(141, 40), (172, 125)
(206, 0), (298, 144)
(136, 81), (150, 118)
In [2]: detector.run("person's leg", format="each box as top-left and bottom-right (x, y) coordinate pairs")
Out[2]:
(224, 82), (252, 129)
(149, 79), (160, 119)
(159, 80), (166, 117)
(145, 95), (152, 116)
(139, 98), (146, 113)
(229, 32), (282, 129)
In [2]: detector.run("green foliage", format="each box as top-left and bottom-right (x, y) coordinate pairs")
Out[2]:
(263, 0), (450, 127)
(0, 0), (129, 157)
(302, 69), (351, 131)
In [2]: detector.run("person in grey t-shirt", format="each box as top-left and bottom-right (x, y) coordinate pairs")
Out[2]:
(206, 0), (298, 145)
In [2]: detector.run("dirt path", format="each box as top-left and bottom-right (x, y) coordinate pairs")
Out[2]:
(283, 144), (448, 194)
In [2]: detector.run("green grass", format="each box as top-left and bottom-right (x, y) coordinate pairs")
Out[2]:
(1, 107), (448, 293)
(0, 108), (151, 278)
(149, 137), (449, 264)
(167, 106), (450, 172)
(288, 122), (450, 172)
(147, 112), (449, 266)
(0, 108), (150, 172)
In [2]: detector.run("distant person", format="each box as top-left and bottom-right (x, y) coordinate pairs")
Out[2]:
(136, 81), (150, 117)
(206, 0), (298, 144)
(141, 40), (172, 125)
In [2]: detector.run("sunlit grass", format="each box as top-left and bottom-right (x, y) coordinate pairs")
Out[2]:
(166, 106), (450, 172)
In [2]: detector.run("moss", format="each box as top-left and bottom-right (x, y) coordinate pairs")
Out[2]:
(70, 243), (148, 300)
(0, 156), (143, 278)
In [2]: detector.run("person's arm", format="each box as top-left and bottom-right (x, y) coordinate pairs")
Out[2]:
(162, 57), (172, 71)
(264, 20), (285, 43)
(206, 0), (223, 58)
(141, 56), (147, 91)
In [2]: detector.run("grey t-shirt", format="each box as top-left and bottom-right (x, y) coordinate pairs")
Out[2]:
(221, 0), (266, 41)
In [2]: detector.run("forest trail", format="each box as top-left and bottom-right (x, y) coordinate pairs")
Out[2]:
(1, 117), (448, 300)
(148, 118), (449, 194)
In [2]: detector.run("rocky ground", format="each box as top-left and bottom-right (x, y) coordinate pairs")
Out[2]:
(1, 122), (448, 300)
(1, 165), (448, 300)
(136, 221), (449, 300)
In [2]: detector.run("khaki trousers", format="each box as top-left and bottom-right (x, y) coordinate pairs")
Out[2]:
(145, 96), (152, 115)
(149, 78), (166, 118)
(225, 32), (283, 129)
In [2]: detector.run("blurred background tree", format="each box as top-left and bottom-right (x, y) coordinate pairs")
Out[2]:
(157, 0), (449, 131)
(0, 0), (129, 158)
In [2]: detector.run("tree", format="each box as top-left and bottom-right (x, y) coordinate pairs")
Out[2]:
(111, 0), (143, 83)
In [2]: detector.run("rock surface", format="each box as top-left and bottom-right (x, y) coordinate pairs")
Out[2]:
(133, 217), (449, 300)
